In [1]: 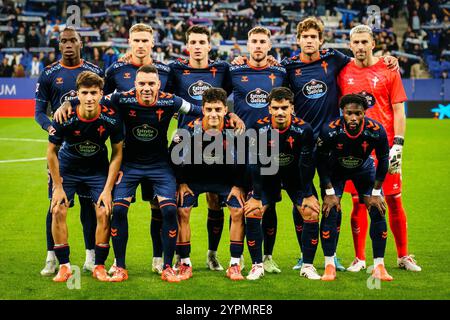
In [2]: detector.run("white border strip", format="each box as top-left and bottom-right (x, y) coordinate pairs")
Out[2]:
(0, 138), (47, 143)
(0, 157), (46, 164)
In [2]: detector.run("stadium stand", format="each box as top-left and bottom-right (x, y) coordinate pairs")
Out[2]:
(0, 0), (448, 78)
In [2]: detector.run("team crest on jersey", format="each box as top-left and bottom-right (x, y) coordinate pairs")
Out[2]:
(274, 153), (294, 166)
(295, 69), (302, 76)
(358, 91), (376, 108)
(246, 88), (269, 108)
(124, 72), (131, 79)
(302, 79), (327, 99)
(74, 140), (101, 156)
(132, 124), (158, 142)
(241, 76), (249, 82)
(56, 77), (63, 85)
(338, 156), (363, 169)
(188, 80), (212, 101)
(60, 90), (78, 105)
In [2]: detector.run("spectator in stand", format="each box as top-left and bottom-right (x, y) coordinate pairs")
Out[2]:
(410, 11), (421, 31)
(91, 47), (104, 70)
(28, 55), (43, 78)
(38, 27), (48, 47)
(153, 47), (165, 62)
(12, 64), (25, 77)
(399, 56), (413, 78)
(419, 2), (433, 24)
(0, 57), (14, 77)
(14, 26), (27, 48)
(27, 28), (41, 49)
(290, 43), (300, 57)
(43, 52), (56, 67)
(102, 47), (118, 70)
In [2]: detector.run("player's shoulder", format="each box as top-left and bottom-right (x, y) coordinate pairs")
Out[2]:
(153, 60), (171, 73)
(322, 116), (343, 133)
(364, 117), (385, 132)
(99, 103), (120, 125)
(253, 116), (271, 130)
(41, 61), (62, 77)
(268, 64), (286, 74)
(281, 56), (298, 66)
(168, 58), (189, 69)
(211, 59), (230, 68)
(291, 117), (311, 132)
(81, 60), (103, 74)
(185, 117), (202, 130)
(157, 91), (177, 106)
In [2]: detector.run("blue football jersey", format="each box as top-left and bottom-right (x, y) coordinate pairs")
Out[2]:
(103, 60), (170, 95)
(282, 49), (351, 139)
(102, 90), (202, 167)
(229, 63), (287, 127)
(35, 59), (103, 130)
(168, 58), (231, 128)
(49, 103), (124, 174)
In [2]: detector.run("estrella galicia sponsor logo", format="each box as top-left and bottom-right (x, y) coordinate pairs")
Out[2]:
(60, 90), (78, 105)
(246, 88), (269, 108)
(132, 124), (158, 142)
(274, 153), (294, 166)
(75, 140), (101, 156)
(188, 80), (212, 101)
(358, 91), (376, 108)
(339, 156), (363, 169)
(302, 79), (327, 99)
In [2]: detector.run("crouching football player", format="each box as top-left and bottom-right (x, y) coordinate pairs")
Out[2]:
(317, 94), (393, 281)
(47, 71), (123, 282)
(171, 87), (249, 281)
(249, 87), (321, 280)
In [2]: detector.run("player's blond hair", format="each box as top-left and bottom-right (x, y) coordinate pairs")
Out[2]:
(129, 23), (153, 35)
(350, 24), (374, 39)
(248, 26), (271, 39)
(296, 17), (324, 40)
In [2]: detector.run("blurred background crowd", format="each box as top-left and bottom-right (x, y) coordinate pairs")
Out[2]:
(0, 0), (448, 79)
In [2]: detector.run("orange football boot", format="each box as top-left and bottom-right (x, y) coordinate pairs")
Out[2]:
(226, 264), (244, 281)
(161, 265), (181, 283)
(178, 264), (193, 281)
(92, 265), (110, 282)
(372, 264), (394, 281)
(321, 264), (336, 281)
(53, 265), (72, 282)
(109, 267), (128, 282)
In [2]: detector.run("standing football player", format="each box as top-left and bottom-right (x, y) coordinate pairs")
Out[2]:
(338, 24), (421, 272)
(35, 27), (103, 276)
(47, 71), (123, 282)
(317, 93), (392, 281)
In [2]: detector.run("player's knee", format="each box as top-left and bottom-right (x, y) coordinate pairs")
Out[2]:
(206, 193), (221, 210)
(96, 207), (110, 227)
(52, 205), (67, 222)
(177, 207), (191, 225)
(300, 206), (319, 221)
(159, 199), (177, 222)
(230, 208), (244, 223)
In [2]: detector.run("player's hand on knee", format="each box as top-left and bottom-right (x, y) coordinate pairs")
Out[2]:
(244, 197), (263, 218)
(367, 195), (387, 215)
(178, 183), (194, 207)
(51, 186), (69, 211)
(231, 55), (247, 65)
(227, 186), (245, 208)
(301, 195), (320, 215)
(97, 190), (112, 215)
(322, 195), (340, 217)
(54, 101), (73, 124)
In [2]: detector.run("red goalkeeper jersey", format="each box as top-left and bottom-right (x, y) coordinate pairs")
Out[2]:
(337, 59), (407, 146)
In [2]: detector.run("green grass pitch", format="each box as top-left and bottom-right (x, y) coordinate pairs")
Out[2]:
(0, 118), (449, 300)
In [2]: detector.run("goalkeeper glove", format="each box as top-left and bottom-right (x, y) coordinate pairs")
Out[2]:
(388, 136), (404, 174)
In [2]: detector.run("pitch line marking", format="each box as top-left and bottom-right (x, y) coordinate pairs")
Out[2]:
(0, 138), (47, 143)
(0, 157), (46, 164)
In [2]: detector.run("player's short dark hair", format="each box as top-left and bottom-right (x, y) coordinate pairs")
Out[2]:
(76, 71), (104, 90)
(339, 93), (369, 110)
(268, 87), (294, 105)
(136, 64), (159, 76)
(60, 26), (81, 40)
(202, 87), (227, 107)
(186, 25), (211, 43)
